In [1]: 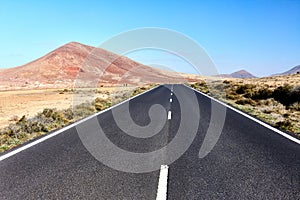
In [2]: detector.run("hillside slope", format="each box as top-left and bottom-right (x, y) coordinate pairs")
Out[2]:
(0, 42), (195, 90)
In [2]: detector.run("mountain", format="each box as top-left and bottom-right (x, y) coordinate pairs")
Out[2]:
(0, 42), (198, 90)
(217, 69), (256, 79)
(275, 65), (300, 76)
(230, 70), (256, 78)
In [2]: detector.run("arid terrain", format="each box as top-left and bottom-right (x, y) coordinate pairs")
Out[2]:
(0, 42), (202, 152)
(0, 87), (137, 129)
(0, 41), (299, 153)
(191, 73), (300, 136)
(0, 85), (155, 152)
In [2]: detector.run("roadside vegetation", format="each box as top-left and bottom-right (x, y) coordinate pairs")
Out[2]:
(190, 74), (300, 137)
(0, 85), (155, 153)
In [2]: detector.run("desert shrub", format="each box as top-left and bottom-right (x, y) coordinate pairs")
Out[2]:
(289, 102), (300, 111)
(290, 86), (300, 102)
(226, 93), (238, 100)
(235, 84), (255, 94)
(262, 109), (272, 114)
(256, 98), (278, 106)
(273, 84), (292, 106)
(190, 81), (209, 94)
(214, 84), (225, 90)
(249, 88), (273, 100)
(94, 97), (112, 111)
(1, 118), (48, 139)
(243, 90), (254, 98)
(223, 80), (231, 84)
(22, 120), (49, 134)
(62, 108), (74, 120)
(73, 102), (96, 118)
(131, 85), (155, 97)
(283, 113), (290, 118)
(131, 87), (147, 97)
(59, 88), (72, 94)
(273, 84), (300, 106)
(192, 81), (207, 88)
(112, 90), (132, 104)
(0, 85), (155, 152)
(39, 108), (69, 123)
(235, 98), (256, 106)
(17, 115), (27, 124)
(275, 120), (293, 131)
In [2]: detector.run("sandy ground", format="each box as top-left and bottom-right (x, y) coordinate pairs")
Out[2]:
(1, 74), (298, 130)
(0, 87), (135, 129)
(232, 74), (300, 88)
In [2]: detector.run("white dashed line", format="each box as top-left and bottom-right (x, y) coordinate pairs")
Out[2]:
(171, 92), (173, 96)
(156, 165), (169, 200)
(170, 98), (172, 103)
(168, 111), (172, 120)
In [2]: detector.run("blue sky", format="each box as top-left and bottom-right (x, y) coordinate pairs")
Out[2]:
(0, 0), (299, 76)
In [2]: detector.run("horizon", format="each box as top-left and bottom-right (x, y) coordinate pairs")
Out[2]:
(0, 1), (300, 76)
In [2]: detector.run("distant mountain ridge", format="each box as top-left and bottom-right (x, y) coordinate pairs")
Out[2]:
(217, 65), (300, 78)
(275, 65), (300, 76)
(230, 70), (256, 78)
(0, 41), (298, 90)
(217, 69), (256, 79)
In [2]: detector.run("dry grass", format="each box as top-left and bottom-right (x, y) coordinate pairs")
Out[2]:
(0, 87), (137, 129)
(0, 85), (155, 153)
(190, 74), (300, 137)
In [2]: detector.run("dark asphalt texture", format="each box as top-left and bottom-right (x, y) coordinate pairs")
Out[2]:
(0, 84), (299, 199)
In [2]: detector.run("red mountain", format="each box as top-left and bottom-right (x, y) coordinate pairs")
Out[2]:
(0, 42), (195, 90)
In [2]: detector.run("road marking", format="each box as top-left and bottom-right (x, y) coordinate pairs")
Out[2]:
(185, 85), (300, 145)
(168, 111), (172, 120)
(171, 92), (173, 96)
(156, 165), (169, 200)
(169, 98), (172, 103)
(0, 85), (161, 161)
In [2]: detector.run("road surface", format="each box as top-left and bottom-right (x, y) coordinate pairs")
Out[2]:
(0, 84), (300, 199)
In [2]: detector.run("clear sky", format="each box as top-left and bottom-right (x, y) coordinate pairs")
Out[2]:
(0, 0), (299, 76)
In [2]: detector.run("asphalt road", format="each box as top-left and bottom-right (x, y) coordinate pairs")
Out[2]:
(0, 84), (299, 199)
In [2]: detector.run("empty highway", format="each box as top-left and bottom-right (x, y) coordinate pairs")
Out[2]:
(0, 84), (300, 199)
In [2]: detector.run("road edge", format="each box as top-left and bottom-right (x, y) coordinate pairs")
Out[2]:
(184, 84), (300, 145)
(0, 85), (161, 161)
